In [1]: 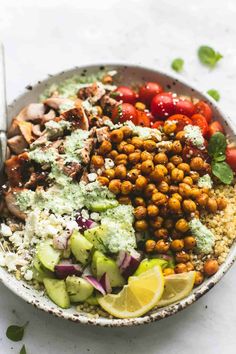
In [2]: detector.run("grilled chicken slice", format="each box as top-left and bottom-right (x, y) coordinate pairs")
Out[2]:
(44, 97), (74, 110)
(5, 153), (30, 187)
(15, 103), (45, 122)
(80, 138), (95, 164)
(62, 107), (89, 131)
(7, 135), (28, 154)
(5, 189), (27, 220)
(96, 126), (110, 142)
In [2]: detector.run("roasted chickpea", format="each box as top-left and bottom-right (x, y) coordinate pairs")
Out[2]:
(127, 168), (140, 182)
(120, 125), (132, 138)
(145, 239), (156, 253)
(182, 199), (197, 213)
(143, 139), (156, 152)
(149, 216), (163, 229)
(191, 188), (201, 199)
(194, 271), (204, 285)
(110, 129), (124, 143)
(203, 259), (219, 276)
(135, 220), (148, 232)
(144, 184), (157, 198)
(117, 141), (127, 153)
(147, 204), (159, 218)
(141, 160), (154, 175)
(175, 263), (187, 273)
(168, 198), (181, 212)
(172, 193), (183, 202)
(134, 206), (147, 220)
(179, 183), (192, 198)
(169, 185), (179, 194)
(170, 155), (183, 166)
(216, 197), (227, 210)
(134, 197), (146, 207)
(171, 239), (184, 252)
(154, 228), (168, 240)
(172, 140), (182, 154)
(163, 268), (175, 276)
(150, 167), (164, 182)
(183, 176), (193, 186)
(123, 144), (135, 155)
(206, 198), (218, 213)
(118, 196), (131, 205)
(109, 150), (119, 159)
(159, 205), (169, 217)
(115, 154), (128, 165)
(108, 179), (121, 194)
(189, 171), (200, 182)
(114, 165), (127, 179)
(196, 193), (209, 207)
(134, 163), (142, 170)
(186, 261), (195, 272)
(178, 163), (190, 174)
(141, 150), (153, 161)
(184, 236), (196, 250)
(171, 168), (184, 182)
(190, 157), (204, 171)
(175, 218), (189, 233)
(164, 175), (171, 185)
(135, 176), (148, 190)
(131, 136), (143, 149)
(175, 130), (186, 142)
(99, 140), (112, 155)
(104, 168), (115, 180)
(175, 251), (190, 263)
(152, 192), (167, 206)
(164, 218), (174, 230)
(91, 155), (104, 168)
(154, 152), (168, 165)
(167, 162), (175, 172)
(128, 152), (141, 164)
(155, 240), (170, 253)
(156, 164), (168, 175)
(97, 176), (109, 186)
(163, 121), (177, 135)
(121, 180), (133, 195)
(158, 181), (169, 193)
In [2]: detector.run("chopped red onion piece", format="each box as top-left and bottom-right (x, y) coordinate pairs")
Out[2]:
(55, 264), (83, 279)
(116, 250), (127, 267)
(53, 232), (70, 250)
(83, 275), (106, 295)
(100, 273), (112, 294)
(117, 251), (140, 279)
(76, 213), (96, 232)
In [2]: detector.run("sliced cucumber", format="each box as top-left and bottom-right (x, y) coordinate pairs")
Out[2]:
(66, 276), (93, 303)
(70, 230), (93, 265)
(84, 225), (107, 252)
(87, 199), (118, 212)
(86, 295), (99, 306)
(37, 240), (61, 272)
(43, 278), (70, 309)
(134, 258), (168, 276)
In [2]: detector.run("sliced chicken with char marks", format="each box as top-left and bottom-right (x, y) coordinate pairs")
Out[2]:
(96, 126), (110, 142)
(5, 188), (27, 220)
(7, 135), (28, 155)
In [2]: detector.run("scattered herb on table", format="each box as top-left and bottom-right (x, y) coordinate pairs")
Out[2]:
(171, 58), (184, 72)
(20, 345), (27, 354)
(198, 46), (223, 68)
(207, 89), (220, 102)
(208, 132), (233, 184)
(6, 322), (28, 342)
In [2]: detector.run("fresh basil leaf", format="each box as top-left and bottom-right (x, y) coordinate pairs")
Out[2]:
(214, 154), (226, 162)
(171, 58), (184, 72)
(207, 89), (220, 102)
(6, 322), (28, 342)
(208, 132), (227, 159)
(198, 46), (223, 68)
(212, 161), (234, 184)
(20, 345), (27, 354)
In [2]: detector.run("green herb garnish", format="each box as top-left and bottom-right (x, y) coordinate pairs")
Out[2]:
(20, 345), (27, 354)
(208, 132), (233, 184)
(171, 58), (184, 72)
(110, 91), (120, 98)
(207, 89), (220, 102)
(6, 322), (28, 342)
(198, 46), (223, 68)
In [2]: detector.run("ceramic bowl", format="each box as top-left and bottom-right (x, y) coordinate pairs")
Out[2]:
(1, 64), (235, 327)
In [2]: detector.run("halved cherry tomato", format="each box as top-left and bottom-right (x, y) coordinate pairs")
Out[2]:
(226, 147), (236, 172)
(139, 82), (163, 106)
(207, 121), (225, 138)
(151, 92), (175, 119)
(112, 103), (137, 124)
(191, 114), (208, 137)
(175, 99), (194, 117)
(194, 101), (213, 123)
(136, 110), (150, 127)
(152, 121), (164, 129)
(113, 86), (137, 104)
(167, 114), (192, 132)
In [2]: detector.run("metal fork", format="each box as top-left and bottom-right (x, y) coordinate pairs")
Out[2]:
(0, 43), (7, 173)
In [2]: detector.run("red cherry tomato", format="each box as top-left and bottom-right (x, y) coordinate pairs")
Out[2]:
(226, 147), (236, 172)
(167, 114), (192, 132)
(136, 110), (151, 127)
(194, 101), (213, 124)
(112, 103), (137, 124)
(175, 99), (195, 117)
(113, 86), (137, 104)
(139, 82), (163, 106)
(207, 121), (225, 138)
(191, 114), (209, 137)
(152, 121), (164, 129)
(151, 92), (175, 120)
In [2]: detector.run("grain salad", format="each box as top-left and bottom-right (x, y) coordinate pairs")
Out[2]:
(0, 70), (236, 319)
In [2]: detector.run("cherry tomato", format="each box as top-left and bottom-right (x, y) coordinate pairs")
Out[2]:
(136, 110), (151, 127)
(167, 114), (192, 132)
(194, 101), (213, 123)
(152, 121), (164, 129)
(139, 82), (163, 106)
(175, 99), (195, 117)
(113, 86), (137, 104)
(112, 103), (137, 124)
(226, 147), (236, 172)
(191, 114), (208, 137)
(151, 92), (175, 119)
(207, 121), (225, 138)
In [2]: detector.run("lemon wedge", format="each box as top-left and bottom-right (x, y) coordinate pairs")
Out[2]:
(98, 266), (164, 318)
(157, 271), (196, 307)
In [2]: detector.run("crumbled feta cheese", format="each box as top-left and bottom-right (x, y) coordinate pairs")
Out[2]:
(90, 212), (101, 221)
(104, 119), (122, 130)
(189, 219), (215, 254)
(9, 231), (24, 248)
(81, 209), (90, 220)
(198, 174), (213, 189)
(184, 125), (204, 148)
(2, 252), (28, 272)
(0, 223), (12, 237)
(104, 158), (114, 169)
(24, 269), (33, 281)
(126, 121), (162, 141)
(87, 173), (97, 182)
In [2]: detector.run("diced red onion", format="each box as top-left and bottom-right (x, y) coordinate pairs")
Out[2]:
(100, 273), (112, 294)
(53, 232), (70, 250)
(116, 250), (127, 267)
(83, 275), (106, 295)
(76, 213), (96, 232)
(55, 264), (83, 279)
(117, 251), (140, 279)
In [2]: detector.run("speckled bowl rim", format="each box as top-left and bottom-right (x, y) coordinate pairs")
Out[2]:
(1, 63), (235, 327)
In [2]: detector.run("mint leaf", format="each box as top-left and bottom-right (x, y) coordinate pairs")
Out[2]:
(198, 46), (223, 68)
(208, 132), (226, 160)
(6, 322), (28, 342)
(20, 345), (27, 354)
(212, 161), (233, 184)
(207, 89), (220, 102)
(171, 58), (184, 72)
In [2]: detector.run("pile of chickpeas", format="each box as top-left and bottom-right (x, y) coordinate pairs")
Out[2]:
(90, 121), (227, 284)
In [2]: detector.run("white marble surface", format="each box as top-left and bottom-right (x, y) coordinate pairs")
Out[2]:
(0, 0), (236, 353)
